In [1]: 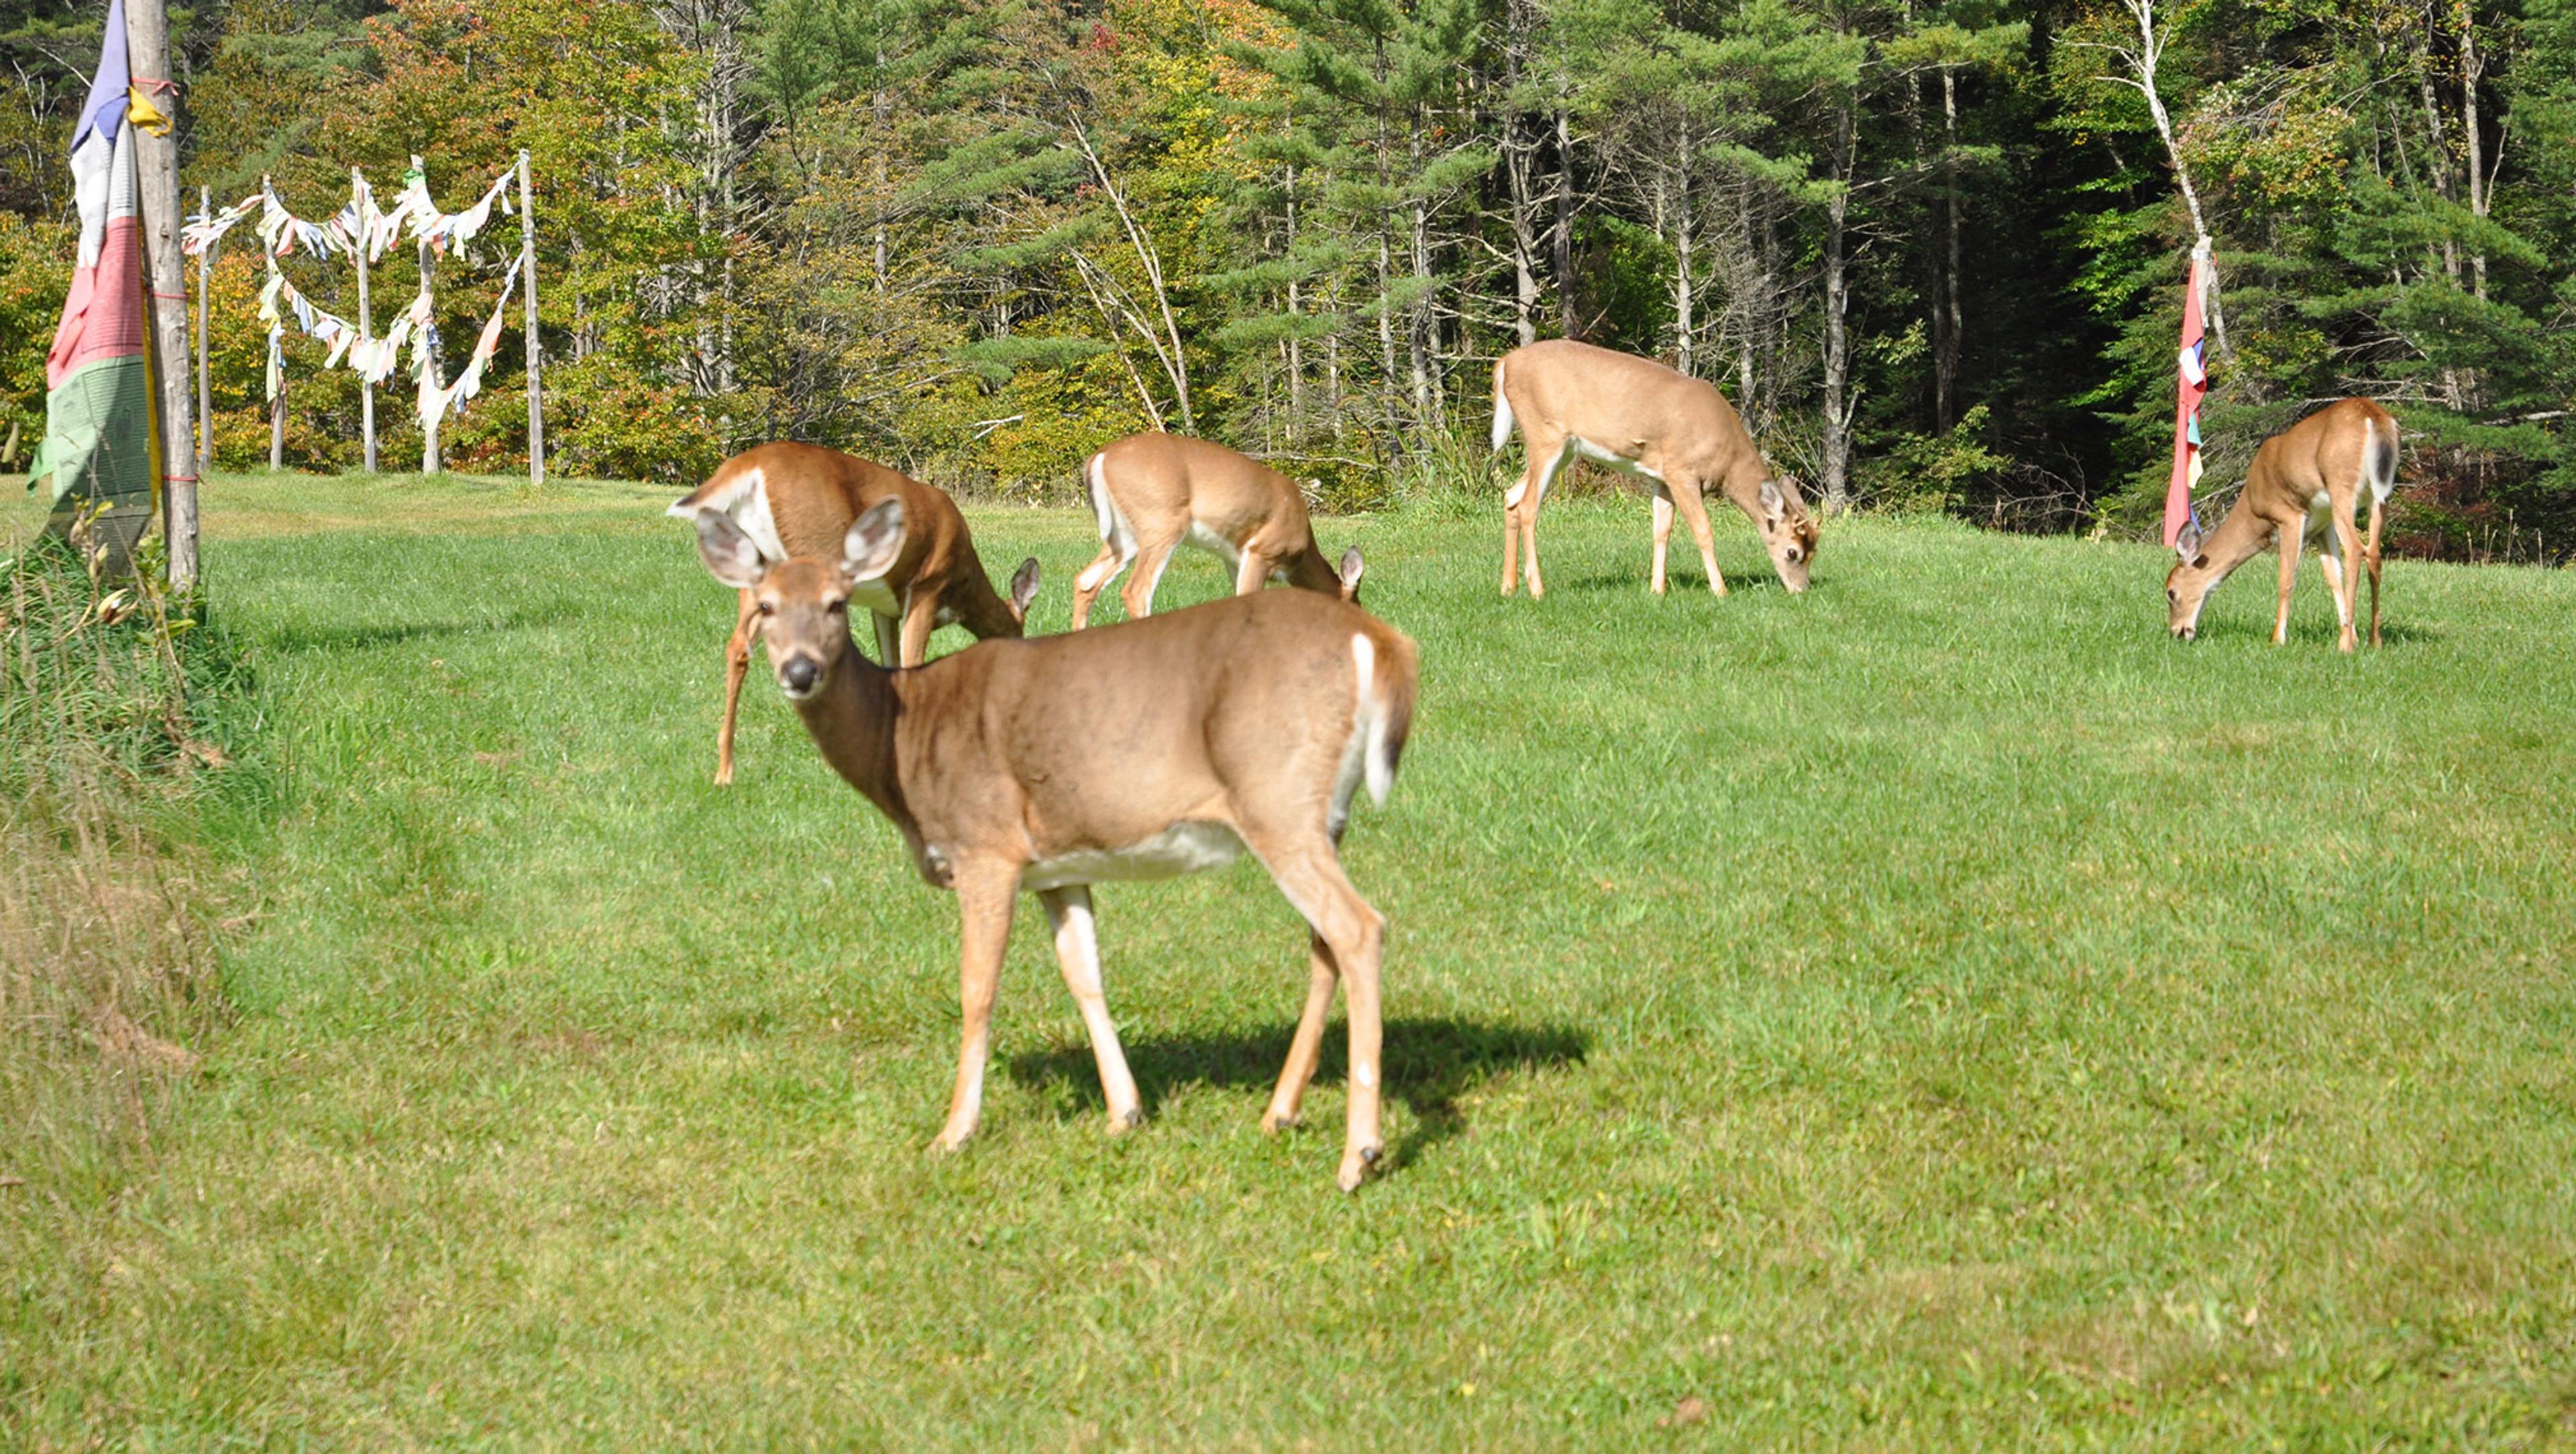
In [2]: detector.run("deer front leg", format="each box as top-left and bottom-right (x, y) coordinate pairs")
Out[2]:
(1670, 482), (1727, 596)
(1650, 486), (1674, 596)
(715, 588), (759, 786)
(1263, 933), (1340, 1133)
(1234, 546), (1271, 599)
(1040, 886), (1143, 1134)
(934, 862), (1019, 1153)
(2275, 524), (2301, 645)
(899, 587), (940, 668)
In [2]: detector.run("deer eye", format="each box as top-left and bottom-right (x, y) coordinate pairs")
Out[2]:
(826, 599), (847, 615)
(2167, 589), (2178, 603)
(757, 601), (775, 617)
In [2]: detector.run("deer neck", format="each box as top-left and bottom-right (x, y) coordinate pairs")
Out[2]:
(2198, 499), (2282, 584)
(790, 642), (918, 843)
(1283, 545), (1343, 596)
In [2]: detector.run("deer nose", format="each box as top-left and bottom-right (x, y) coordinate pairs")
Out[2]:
(780, 655), (820, 695)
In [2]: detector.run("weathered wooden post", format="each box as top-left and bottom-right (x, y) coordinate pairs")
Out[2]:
(519, 148), (543, 486)
(195, 183), (212, 480)
(354, 166), (377, 474)
(127, 0), (197, 587)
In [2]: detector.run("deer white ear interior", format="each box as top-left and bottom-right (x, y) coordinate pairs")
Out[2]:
(843, 498), (906, 582)
(1338, 545), (1365, 596)
(694, 511), (767, 589)
(1760, 478), (1786, 518)
(2176, 526), (2203, 560)
(1009, 557), (1042, 617)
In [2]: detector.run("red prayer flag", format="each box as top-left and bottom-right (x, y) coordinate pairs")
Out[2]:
(2163, 244), (2210, 548)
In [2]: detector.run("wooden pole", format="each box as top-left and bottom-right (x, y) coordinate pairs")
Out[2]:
(519, 148), (543, 486)
(270, 367), (284, 470)
(419, 234), (440, 474)
(354, 166), (377, 474)
(195, 184), (211, 480)
(127, 0), (198, 589)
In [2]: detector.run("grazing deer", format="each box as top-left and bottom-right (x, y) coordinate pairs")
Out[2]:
(1068, 432), (1362, 629)
(2167, 397), (2401, 652)
(687, 497), (1417, 1192)
(668, 442), (1039, 785)
(1491, 338), (1819, 600)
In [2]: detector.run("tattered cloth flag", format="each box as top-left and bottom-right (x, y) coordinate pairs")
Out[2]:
(2163, 242), (2212, 550)
(27, 0), (162, 563)
(413, 254), (523, 427)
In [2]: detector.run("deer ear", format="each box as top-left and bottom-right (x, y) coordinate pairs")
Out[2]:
(842, 498), (906, 583)
(2176, 523), (2204, 561)
(1759, 478), (1787, 523)
(693, 509), (768, 590)
(1008, 556), (1042, 620)
(1338, 545), (1365, 599)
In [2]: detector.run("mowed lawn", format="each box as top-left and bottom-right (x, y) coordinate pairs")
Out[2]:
(9, 470), (2576, 1449)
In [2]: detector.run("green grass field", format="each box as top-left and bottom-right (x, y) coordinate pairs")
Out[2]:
(8, 470), (2576, 1449)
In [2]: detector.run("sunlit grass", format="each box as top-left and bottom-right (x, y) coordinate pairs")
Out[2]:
(7, 470), (2575, 1448)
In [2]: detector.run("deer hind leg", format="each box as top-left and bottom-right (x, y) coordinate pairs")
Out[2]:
(715, 588), (759, 786)
(1239, 827), (1387, 1191)
(2275, 521), (2302, 645)
(1119, 537), (1181, 622)
(2365, 492), (2387, 646)
(1669, 480), (1727, 596)
(1040, 886), (1142, 1133)
(934, 861), (1020, 1153)
(1650, 486), (1674, 595)
(1069, 541), (1131, 631)
(1263, 933), (1340, 1134)
(2327, 505), (2365, 653)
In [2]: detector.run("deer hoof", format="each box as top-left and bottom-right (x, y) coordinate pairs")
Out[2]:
(1261, 1110), (1302, 1135)
(1107, 1107), (1145, 1135)
(1335, 1143), (1384, 1193)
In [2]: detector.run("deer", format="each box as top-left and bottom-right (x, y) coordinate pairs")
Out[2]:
(1490, 339), (1819, 601)
(2167, 397), (2401, 652)
(668, 442), (1040, 786)
(686, 496), (1418, 1192)
(1067, 432), (1362, 630)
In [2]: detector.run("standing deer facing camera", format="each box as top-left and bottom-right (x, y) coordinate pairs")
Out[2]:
(688, 498), (1418, 1191)
(2167, 397), (2401, 651)
(669, 442), (1039, 784)
(1069, 433), (1362, 629)
(1491, 339), (1819, 599)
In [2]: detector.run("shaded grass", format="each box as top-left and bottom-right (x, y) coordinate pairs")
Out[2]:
(7, 470), (2576, 1448)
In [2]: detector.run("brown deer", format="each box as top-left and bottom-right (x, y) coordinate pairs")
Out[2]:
(2167, 397), (2401, 651)
(668, 442), (1038, 784)
(686, 497), (1417, 1191)
(1068, 433), (1361, 629)
(1491, 339), (1819, 599)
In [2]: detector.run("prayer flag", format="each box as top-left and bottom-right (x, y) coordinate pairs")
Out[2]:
(2163, 243), (2210, 549)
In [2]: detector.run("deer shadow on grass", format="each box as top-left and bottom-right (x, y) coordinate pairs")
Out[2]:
(1006, 1015), (1590, 1171)
(261, 611), (533, 655)
(1547, 570), (1796, 596)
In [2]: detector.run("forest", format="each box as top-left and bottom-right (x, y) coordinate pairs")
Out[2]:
(2, 0), (2570, 558)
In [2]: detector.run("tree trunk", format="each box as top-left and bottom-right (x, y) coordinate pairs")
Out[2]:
(1551, 105), (1576, 338)
(1501, 0), (1542, 346)
(1937, 67), (1962, 431)
(1821, 101), (1856, 515)
(1285, 167), (1305, 446)
(2119, 0), (2229, 361)
(2458, 0), (2487, 303)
